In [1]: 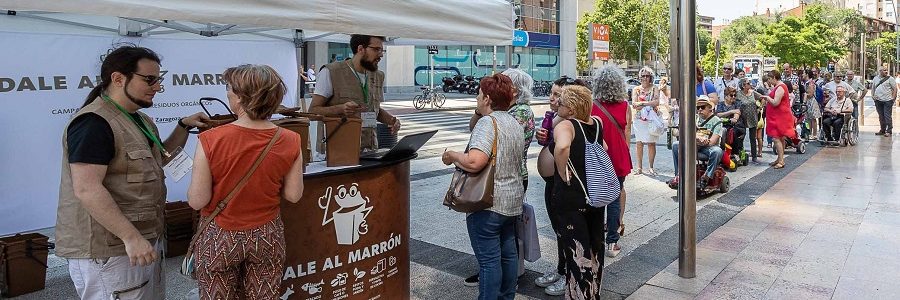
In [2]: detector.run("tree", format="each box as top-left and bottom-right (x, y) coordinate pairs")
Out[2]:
(718, 15), (772, 55)
(697, 25), (711, 58)
(700, 39), (732, 77)
(756, 4), (860, 69)
(576, 0), (670, 71)
(866, 31), (898, 71)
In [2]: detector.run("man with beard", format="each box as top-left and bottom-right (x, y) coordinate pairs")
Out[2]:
(58, 46), (208, 299)
(310, 34), (401, 152)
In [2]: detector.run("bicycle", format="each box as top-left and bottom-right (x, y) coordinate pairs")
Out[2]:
(413, 86), (446, 110)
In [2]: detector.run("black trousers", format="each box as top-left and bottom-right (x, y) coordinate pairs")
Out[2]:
(542, 176), (565, 275)
(729, 127), (746, 154)
(747, 127), (758, 158)
(875, 100), (893, 133)
(823, 115), (844, 141)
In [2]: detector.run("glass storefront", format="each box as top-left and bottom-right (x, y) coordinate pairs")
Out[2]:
(412, 45), (560, 86)
(327, 43), (353, 64)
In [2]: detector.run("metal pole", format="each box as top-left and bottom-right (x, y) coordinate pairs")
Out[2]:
(428, 54), (434, 90)
(862, 33), (867, 126)
(677, 0), (697, 279)
(669, 0), (681, 102)
(492, 45), (498, 75)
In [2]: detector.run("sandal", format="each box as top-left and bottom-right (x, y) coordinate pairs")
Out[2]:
(773, 162), (785, 169)
(768, 161), (778, 166)
(645, 168), (658, 176)
(632, 168), (642, 175)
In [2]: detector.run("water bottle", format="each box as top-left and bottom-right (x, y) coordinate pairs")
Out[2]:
(538, 111), (555, 146)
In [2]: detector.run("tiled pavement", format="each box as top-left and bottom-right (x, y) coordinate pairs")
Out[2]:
(630, 103), (900, 300)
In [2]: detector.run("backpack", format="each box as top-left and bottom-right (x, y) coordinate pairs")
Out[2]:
(567, 117), (621, 208)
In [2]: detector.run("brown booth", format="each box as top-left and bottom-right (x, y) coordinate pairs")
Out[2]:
(277, 154), (414, 300)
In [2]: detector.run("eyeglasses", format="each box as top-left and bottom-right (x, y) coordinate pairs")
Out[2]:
(366, 46), (386, 53)
(641, 75), (652, 78)
(133, 73), (163, 86)
(727, 94), (736, 97)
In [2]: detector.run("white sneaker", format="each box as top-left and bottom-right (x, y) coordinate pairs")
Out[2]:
(534, 272), (561, 287)
(544, 277), (566, 296)
(605, 243), (621, 258)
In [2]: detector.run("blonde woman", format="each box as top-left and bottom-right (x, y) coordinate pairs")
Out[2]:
(553, 85), (608, 299)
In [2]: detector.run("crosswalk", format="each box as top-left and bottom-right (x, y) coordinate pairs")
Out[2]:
(397, 110), (545, 156)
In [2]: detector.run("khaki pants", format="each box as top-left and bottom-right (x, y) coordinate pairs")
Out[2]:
(67, 242), (164, 300)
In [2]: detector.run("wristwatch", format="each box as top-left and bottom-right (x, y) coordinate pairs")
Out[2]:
(178, 118), (194, 130)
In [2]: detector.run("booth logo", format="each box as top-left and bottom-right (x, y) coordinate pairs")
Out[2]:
(317, 184), (373, 245)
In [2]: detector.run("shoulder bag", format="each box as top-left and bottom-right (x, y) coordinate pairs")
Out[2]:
(181, 128), (283, 278)
(443, 116), (498, 213)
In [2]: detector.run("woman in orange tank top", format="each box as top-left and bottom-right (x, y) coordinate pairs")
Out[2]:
(188, 64), (305, 299)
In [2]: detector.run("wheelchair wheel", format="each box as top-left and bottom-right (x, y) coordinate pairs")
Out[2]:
(797, 142), (806, 154)
(848, 123), (859, 146)
(413, 95), (426, 110)
(719, 176), (730, 193)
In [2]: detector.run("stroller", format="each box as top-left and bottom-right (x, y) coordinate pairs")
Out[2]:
(779, 101), (808, 154)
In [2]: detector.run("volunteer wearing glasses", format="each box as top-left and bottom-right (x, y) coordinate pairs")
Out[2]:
(715, 63), (740, 97)
(309, 34), (401, 153)
(58, 46), (209, 299)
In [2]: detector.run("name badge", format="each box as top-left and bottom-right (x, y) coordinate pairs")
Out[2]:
(362, 111), (377, 128)
(163, 147), (193, 182)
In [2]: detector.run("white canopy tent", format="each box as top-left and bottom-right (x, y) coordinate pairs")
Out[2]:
(0, 1), (514, 235)
(0, 0), (514, 45)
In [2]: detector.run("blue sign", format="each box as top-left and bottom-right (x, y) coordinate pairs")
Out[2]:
(512, 30), (529, 47)
(526, 31), (560, 49)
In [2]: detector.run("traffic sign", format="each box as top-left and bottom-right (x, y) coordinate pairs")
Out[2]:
(427, 45), (438, 54)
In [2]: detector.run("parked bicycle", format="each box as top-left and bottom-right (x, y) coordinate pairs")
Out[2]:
(413, 86), (446, 110)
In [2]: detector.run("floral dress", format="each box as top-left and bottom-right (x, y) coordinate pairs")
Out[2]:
(508, 102), (535, 181)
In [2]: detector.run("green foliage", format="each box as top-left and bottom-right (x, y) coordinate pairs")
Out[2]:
(867, 31), (898, 71)
(576, 0), (670, 71)
(700, 39), (733, 77)
(718, 16), (771, 55)
(758, 4), (859, 68)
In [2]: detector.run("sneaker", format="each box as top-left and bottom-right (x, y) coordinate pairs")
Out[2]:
(463, 274), (478, 287)
(606, 243), (622, 258)
(544, 277), (566, 296)
(534, 272), (561, 288)
(876, 131), (885, 136)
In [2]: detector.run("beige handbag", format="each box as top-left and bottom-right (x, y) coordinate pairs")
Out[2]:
(443, 116), (498, 213)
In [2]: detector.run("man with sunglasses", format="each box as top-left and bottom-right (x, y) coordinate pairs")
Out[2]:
(310, 34), (401, 153)
(668, 96), (724, 188)
(58, 46), (209, 299)
(715, 63), (740, 98)
(824, 71), (854, 104)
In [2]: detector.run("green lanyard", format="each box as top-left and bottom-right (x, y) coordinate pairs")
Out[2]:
(348, 62), (369, 106)
(102, 94), (170, 158)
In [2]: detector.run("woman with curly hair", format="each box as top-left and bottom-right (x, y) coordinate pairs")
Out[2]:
(589, 65), (632, 258)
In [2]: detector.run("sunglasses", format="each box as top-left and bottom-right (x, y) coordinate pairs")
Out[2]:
(641, 75), (652, 78)
(723, 68), (733, 71)
(133, 73), (164, 86)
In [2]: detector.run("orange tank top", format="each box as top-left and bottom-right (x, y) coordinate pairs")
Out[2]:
(199, 124), (301, 230)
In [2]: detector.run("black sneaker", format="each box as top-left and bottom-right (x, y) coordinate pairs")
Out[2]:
(464, 274), (478, 287)
(876, 131), (885, 136)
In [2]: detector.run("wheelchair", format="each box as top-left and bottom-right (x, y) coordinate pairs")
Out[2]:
(820, 112), (858, 147)
(720, 118), (749, 171)
(667, 149), (730, 196)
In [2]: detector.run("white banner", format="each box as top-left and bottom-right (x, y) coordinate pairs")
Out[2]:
(0, 31), (298, 235)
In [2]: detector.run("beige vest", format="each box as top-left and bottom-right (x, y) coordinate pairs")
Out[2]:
(56, 98), (167, 258)
(324, 61), (385, 150)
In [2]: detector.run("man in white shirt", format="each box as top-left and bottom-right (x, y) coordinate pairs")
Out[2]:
(872, 65), (897, 136)
(823, 71), (854, 102)
(715, 62), (740, 97)
(822, 86), (854, 142)
(306, 65), (317, 82)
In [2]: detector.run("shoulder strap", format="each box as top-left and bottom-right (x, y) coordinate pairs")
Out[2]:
(702, 80), (709, 95)
(700, 115), (715, 127)
(489, 115), (498, 166)
(186, 128), (283, 254)
(874, 76), (890, 91)
(597, 103), (626, 141)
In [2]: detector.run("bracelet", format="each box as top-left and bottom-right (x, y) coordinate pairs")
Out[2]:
(178, 118), (194, 130)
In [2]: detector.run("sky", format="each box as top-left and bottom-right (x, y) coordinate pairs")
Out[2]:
(697, 0), (758, 25)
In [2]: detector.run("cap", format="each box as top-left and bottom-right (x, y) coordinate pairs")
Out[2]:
(697, 95), (712, 107)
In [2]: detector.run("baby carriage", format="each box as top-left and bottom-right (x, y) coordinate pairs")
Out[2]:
(779, 101), (808, 154)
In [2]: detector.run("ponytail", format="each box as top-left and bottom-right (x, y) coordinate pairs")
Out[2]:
(81, 83), (109, 108)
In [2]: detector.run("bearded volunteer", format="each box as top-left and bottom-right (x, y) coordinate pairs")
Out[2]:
(57, 46), (208, 300)
(309, 34), (401, 152)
